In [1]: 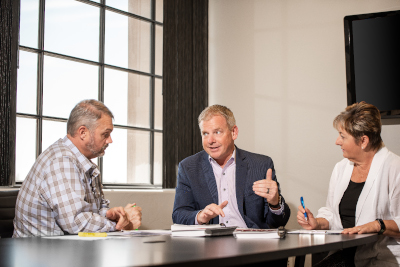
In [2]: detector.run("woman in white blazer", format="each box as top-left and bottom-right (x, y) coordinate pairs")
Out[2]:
(297, 102), (400, 267)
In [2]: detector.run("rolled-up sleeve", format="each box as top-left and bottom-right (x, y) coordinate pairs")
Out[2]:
(40, 157), (116, 234)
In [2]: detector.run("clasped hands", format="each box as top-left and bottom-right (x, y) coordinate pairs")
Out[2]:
(196, 168), (280, 224)
(106, 203), (142, 230)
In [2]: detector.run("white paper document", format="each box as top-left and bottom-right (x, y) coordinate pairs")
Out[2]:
(171, 224), (237, 237)
(234, 228), (281, 239)
(108, 230), (171, 237)
(42, 235), (113, 241)
(287, 230), (343, 235)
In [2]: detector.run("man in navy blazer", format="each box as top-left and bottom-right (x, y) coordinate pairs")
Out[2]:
(172, 105), (290, 228)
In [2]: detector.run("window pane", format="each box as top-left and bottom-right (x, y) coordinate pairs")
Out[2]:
(44, 0), (99, 61)
(102, 128), (150, 184)
(154, 132), (162, 185)
(17, 51), (37, 114)
(104, 68), (150, 128)
(42, 120), (67, 152)
(156, 0), (163, 22)
(107, 0), (151, 19)
(155, 25), (163, 76)
(105, 11), (151, 72)
(154, 78), (162, 130)
(15, 117), (36, 182)
(20, 0), (39, 48)
(16, 0), (163, 187)
(43, 56), (98, 118)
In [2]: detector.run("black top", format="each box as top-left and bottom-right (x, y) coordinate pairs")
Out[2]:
(339, 180), (365, 229)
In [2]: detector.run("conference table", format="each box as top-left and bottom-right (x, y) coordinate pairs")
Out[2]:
(0, 231), (377, 267)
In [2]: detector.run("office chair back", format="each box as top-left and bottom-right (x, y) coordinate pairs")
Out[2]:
(0, 190), (19, 238)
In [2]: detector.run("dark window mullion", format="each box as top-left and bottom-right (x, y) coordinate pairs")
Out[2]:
(36, 0), (46, 158)
(149, 0), (156, 185)
(98, 0), (106, 181)
(19, 46), (163, 79)
(76, 0), (163, 26)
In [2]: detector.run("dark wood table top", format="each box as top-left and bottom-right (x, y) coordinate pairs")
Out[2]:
(0, 232), (377, 267)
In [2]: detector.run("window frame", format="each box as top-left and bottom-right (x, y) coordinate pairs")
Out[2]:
(15, 0), (163, 188)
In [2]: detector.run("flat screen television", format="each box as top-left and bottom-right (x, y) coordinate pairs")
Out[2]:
(344, 10), (400, 119)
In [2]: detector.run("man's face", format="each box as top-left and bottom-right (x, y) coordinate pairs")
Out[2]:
(85, 115), (113, 159)
(200, 115), (238, 167)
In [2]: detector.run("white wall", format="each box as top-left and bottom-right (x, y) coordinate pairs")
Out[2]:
(209, 0), (400, 230)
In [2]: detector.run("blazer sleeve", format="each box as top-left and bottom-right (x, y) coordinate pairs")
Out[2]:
(242, 156), (290, 229)
(172, 162), (199, 225)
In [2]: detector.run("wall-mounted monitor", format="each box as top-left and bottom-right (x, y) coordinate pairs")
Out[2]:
(344, 10), (400, 118)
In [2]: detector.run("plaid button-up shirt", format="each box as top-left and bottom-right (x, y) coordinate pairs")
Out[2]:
(13, 136), (116, 237)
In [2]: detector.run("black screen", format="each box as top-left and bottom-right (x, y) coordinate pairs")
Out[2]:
(345, 11), (400, 115)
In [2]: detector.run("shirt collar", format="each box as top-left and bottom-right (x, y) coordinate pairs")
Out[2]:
(208, 148), (236, 166)
(63, 135), (100, 177)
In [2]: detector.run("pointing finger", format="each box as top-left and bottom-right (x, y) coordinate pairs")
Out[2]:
(220, 200), (228, 209)
(219, 200), (228, 217)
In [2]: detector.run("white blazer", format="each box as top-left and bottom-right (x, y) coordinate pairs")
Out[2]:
(317, 146), (400, 267)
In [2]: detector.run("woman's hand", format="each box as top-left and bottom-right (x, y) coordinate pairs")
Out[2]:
(342, 221), (379, 234)
(297, 205), (319, 230)
(342, 220), (400, 236)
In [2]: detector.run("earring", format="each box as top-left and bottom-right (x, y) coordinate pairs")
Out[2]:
(361, 146), (364, 149)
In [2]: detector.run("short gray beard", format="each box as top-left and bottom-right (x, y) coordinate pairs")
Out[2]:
(86, 133), (108, 158)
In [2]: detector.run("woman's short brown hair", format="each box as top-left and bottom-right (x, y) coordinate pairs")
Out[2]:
(333, 101), (383, 151)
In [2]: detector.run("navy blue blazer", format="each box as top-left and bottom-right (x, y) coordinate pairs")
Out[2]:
(172, 147), (290, 228)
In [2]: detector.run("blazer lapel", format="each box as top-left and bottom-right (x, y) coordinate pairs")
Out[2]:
(335, 162), (354, 210)
(201, 152), (219, 204)
(355, 147), (389, 225)
(235, 148), (247, 219)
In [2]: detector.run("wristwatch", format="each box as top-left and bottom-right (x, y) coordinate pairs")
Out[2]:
(376, 219), (386, 235)
(268, 195), (282, 209)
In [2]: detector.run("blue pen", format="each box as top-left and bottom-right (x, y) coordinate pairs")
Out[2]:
(300, 196), (308, 221)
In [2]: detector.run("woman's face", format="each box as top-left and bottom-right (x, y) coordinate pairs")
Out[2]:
(335, 127), (362, 161)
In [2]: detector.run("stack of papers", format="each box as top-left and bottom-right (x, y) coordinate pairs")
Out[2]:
(171, 224), (237, 237)
(234, 228), (281, 239)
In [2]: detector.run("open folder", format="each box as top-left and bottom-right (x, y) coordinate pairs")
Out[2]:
(171, 224), (237, 237)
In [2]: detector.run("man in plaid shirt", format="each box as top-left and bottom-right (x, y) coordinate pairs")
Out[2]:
(13, 99), (142, 237)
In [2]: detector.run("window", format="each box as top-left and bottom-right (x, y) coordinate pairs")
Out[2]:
(16, 0), (163, 188)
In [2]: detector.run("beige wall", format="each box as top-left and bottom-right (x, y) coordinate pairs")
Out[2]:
(104, 189), (175, 230)
(0, 187), (176, 230)
(209, 0), (400, 230)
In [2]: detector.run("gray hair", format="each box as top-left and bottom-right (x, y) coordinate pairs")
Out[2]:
(198, 104), (236, 130)
(333, 101), (383, 151)
(67, 99), (114, 137)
